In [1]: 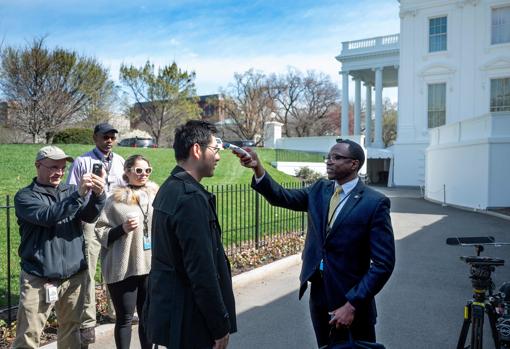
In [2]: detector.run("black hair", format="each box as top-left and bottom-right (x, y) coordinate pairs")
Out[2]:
(173, 120), (217, 161)
(336, 138), (365, 171)
(122, 154), (151, 182)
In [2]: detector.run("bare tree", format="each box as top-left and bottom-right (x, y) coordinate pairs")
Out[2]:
(79, 80), (120, 127)
(288, 71), (340, 137)
(0, 38), (111, 143)
(382, 98), (397, 147)
(221, 69), (273, 143)
(120, 61), (201, 145)
(267, 68), (304, 137)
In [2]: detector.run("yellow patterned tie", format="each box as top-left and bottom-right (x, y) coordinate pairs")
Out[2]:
(328, 186), (343, 224)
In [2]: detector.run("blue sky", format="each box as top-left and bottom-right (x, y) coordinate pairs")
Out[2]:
(1, 0), (400, 96)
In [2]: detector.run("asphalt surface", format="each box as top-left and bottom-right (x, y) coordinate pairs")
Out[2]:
(44, 187), (510, 348)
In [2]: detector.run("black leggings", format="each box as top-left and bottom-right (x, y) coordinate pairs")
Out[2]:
(107, 274), (151, 349)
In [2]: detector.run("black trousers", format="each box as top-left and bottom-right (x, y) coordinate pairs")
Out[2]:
(108, 274), (151, 349)
(308, 274), (376, 348)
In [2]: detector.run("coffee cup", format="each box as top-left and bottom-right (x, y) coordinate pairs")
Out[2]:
(126, 212), (139, 221)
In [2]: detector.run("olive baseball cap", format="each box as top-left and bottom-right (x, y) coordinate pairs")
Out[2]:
(35, 146), (74, 162)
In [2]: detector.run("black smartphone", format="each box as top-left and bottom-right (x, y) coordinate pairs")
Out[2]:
(92, 163), (102, 176)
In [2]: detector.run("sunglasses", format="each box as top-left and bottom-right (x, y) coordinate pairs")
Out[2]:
(130, 167), (153, 175)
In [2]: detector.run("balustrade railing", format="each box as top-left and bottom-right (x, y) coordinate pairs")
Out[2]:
(341, 33), (399, 56)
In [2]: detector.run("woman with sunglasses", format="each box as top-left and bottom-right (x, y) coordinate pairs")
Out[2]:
(95, 155), (158, 349)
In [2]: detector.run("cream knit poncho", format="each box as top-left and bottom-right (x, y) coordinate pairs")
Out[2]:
(95, 181), (159, 284)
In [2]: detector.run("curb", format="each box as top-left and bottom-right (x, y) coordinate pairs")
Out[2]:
(232, 253), (301, 288)
(40, 253), (302, 348)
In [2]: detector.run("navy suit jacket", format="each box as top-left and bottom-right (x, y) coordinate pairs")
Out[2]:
(252, 173), (395, 323)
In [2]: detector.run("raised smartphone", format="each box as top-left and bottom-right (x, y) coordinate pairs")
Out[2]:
(92, 163), (103, 176)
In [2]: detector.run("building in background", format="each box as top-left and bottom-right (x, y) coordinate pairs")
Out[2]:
(333, 0), (509, 209)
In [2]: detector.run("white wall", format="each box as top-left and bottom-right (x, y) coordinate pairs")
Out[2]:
(426, 112), (510, 209)
(390, 142), (428, 186)
(274, 135), (340, 152)
(271, 162), (327, 176)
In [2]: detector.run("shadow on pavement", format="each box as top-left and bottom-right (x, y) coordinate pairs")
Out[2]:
(229, 289), (316, 349)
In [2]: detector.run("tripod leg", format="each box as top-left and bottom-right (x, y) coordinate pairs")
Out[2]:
(486, 304), (501, 349)
(457, 303), (472, 349)
(471, 303), (485, 349)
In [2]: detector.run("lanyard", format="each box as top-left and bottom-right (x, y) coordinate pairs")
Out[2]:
(93, 148), (113, 175)
(135, 193), (150, 237)
(93, 148), (113, 191)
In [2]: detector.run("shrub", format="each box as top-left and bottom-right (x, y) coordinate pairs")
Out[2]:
(295, 166), (324, 181)
(119, 129), (151, 140)
(52, 128), (93, 144)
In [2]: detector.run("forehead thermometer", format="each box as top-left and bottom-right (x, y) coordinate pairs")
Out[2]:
(224, 143), (252, 160)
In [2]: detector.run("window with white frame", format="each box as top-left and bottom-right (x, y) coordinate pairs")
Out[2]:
(428, 83), (446, 128)
(490, 78), (510, 112)
(429, 16), (447, 52)
(492, 6), (510, 45)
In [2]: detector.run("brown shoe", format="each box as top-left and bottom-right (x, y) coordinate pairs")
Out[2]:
(80, 327), (96, 345)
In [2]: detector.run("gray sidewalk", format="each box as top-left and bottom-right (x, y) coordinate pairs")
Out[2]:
(43, 187), (510, 348)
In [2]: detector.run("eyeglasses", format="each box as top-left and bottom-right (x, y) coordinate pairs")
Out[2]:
(103, 135), (116, 141)
(206, 146), (221, 154)
(323, 154), (355, 162)
(130, 167), (153, 175)
(38, 163), (67, 173)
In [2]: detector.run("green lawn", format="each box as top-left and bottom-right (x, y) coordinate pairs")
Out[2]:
(0, 144), (295, 195)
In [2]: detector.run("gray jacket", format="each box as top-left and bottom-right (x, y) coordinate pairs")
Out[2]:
(14, 178), (106, 280)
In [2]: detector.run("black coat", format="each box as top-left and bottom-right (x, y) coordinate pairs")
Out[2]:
(252, 173), (395, 325)
(144, 166), (237, 348)
(14, 178), (105, 279)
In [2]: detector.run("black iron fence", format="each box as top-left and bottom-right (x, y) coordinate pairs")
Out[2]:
(0, 195), (16, 326)
(0, 181), (309, 325)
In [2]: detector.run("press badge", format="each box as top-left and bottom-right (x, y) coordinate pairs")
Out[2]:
(143, 234), (151, 250)
(44, 283), (58, 303)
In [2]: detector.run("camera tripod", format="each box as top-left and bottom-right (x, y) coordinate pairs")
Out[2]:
(456, 265), (502, 349)
(447, 237), (508, 349)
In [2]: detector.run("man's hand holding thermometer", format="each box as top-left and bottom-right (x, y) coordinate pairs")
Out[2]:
(224, 143), (265, 178)
(223, 143), (251, 159)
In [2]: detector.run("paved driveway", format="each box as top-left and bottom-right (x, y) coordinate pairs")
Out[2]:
(230, 193), (510, 349)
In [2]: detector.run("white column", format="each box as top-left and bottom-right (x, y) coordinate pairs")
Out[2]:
(365, 83), (372, 147)
(373, 67), (384, 148)
(354, 78), (361, 135)
(340, 71), (350, 136)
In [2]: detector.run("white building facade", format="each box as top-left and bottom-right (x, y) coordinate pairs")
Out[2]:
(335, 0), (510, 209)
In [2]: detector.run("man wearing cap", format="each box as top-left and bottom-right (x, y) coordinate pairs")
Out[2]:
(13, 146), (106, 348)
(67, 122), (125, 345)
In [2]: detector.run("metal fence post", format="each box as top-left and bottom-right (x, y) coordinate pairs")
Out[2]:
(255, 192), (260, 249)
(301, 182), (306, 235)
(6, 195), (12, 326)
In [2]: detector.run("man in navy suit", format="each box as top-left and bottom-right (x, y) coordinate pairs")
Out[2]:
(236, 139), (395, 348)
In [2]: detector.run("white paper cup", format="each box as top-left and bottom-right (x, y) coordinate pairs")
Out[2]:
(126, 212), (139, 220)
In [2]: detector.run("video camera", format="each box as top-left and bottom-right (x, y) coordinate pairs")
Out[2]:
(447, 236), (505, 291)
(447, 236), (510, 348)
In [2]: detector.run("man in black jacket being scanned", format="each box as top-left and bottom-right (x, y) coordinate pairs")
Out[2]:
(145, 120), (236, 349)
